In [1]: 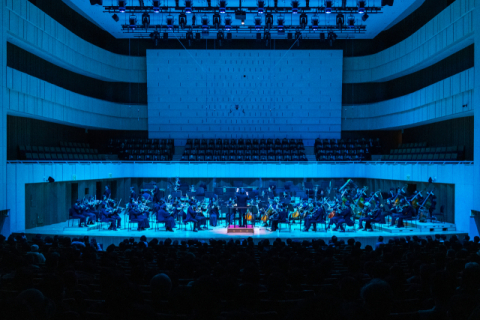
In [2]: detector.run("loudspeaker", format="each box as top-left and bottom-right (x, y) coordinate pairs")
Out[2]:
(112, 14), (119, 22)
(48, 176), (55, 183)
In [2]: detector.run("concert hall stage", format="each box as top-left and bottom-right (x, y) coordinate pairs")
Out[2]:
(23, 221), (467, 249)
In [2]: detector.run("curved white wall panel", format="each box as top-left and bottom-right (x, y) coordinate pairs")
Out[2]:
(6, 68), (148, 130)
(343, 0), (475, 83)
(342, 68), (474, 130)
(4, 162), (474, 234)
(6, 0), (146, 83)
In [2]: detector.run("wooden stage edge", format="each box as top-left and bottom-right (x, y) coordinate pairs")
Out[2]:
(23, 222), (467, 249)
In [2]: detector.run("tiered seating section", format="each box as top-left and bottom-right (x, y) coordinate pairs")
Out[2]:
(382, 143), (465, 161)
(314, 138), (381, 161)
(18, 143), (101, 161)
(181, 138), (307, 161)
(108, 138), (174, 161)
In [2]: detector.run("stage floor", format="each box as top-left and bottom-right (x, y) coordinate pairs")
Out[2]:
(23, 220), (467, 249)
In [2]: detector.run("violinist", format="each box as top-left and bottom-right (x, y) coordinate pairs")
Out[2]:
(100, 203), (118, 231)
(195, 202), (208, 230)
(84, 197), (100, 223)
(128, 198), (150, 231)
(185, 203), (199, 232)
(270, 203), (288, 232)
(332, 201), (354, 232)
(155, 203), (175, 232)
(358, 202), (382, 231)
(390, 199), (414, 228)
(69, 199), (87, 227)
(303, 202), (326, 232)
(81, 200), (97, 225)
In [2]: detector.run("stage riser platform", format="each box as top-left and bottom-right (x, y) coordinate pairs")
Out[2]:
(376, 221), (456, 234)
(23, 222), (467, 249)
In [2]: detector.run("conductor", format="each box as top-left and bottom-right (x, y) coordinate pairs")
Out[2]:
(235, 188), (250, 227)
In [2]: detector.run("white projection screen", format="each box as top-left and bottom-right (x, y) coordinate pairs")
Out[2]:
(147, 50), (342, 141)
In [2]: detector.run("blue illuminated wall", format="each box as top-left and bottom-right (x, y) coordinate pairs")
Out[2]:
(147, 50), (343, 140)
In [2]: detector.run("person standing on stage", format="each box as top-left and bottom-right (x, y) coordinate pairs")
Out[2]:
(153, 184), (162, 204)
(235, 188), (250, 227)
(209, 202), (220, 227)
(130, 187), (137, 200)
(103, 185), (111, 200)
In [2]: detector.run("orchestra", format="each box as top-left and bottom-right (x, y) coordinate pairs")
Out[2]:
(67, 180), (441, 233)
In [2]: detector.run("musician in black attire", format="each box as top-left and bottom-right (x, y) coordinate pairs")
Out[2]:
(69, 200), (87, 227)
(100, 204), (118, 231)
(128, 199), (149, 231)
(153, 185), (162, 204)
(270, 203), (288, 232)
(334, 201), (354, 232)
(391, 199), (414, 228)
(303, 203), (326, 232)
(358, 203), (383, 231)
(185, 204), (199, 232)
(103, 185), (111, 200)
(235, 188), (250, 227)
(427, 192), (437, 219)
(209, 203), (219, 227)
(154, 203), (175, 232)
(130, 187), (137, 201)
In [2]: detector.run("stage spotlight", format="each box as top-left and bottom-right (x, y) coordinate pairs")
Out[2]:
(327, 31), (337, 46)
(153, 0), (160, 13)
(179, 13), (187, 28)
(264, 31), (271, 46)
(118, 0), (126, 13)
(362, 13), (369, 21)
(311, 14), (319, 31)
(112, 14), (119, 22)
(185, 0), (193, 13)
(320, 32), (325, 41)
(256, 32), (262, 42)
(265, 12), (273, 29)
(325, 0), (332, 14)
(129, 15), (137, 29)
(291, 0), (299, 14)
(90, 0), (103, 5)
(224, 14), (232, 31)
(219, 0), (227, 13)
(217, 31), (224, 46)
(166, 14), (174, 30)
(142, 12), (150, 29)
(299, 13), (307, 29)
(150, 30), (161, 46)
(357, 0), (365, 13)
(186, 30), (194, 46)
(213, 13), (220, 29)
(336, 13), (344, 29)
(254, 15), (262, 31)
(257, 0), (265, 14)
(277, 15), (285, 35)
(347, 14), (355, 28)
(382, 0), (394, 6)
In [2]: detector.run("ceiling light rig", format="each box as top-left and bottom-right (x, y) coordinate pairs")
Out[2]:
(106, 0), (387, 37)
